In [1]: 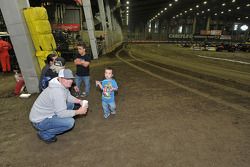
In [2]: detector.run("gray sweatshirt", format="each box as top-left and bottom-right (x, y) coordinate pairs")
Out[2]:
(29, 77), (77, 123)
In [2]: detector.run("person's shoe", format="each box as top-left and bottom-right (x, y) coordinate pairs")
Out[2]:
(80, 92), (87, 97)
(104, 113), (110, 119)
(111, 111), (116, 115)
(37, 134), (57, 144)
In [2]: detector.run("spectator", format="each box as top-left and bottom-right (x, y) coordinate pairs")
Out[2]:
(29, 69), (88, 144)
(0, 37), (12, 73)
(74, 43), (91, 97)
(39, 53), (58, 92)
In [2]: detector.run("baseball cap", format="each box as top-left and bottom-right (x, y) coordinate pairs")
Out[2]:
(58, 69), (75, 79)
(54, 57), (65, 67)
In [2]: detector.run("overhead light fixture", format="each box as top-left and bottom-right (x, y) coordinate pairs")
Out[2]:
(234, 24), (238, 30)
(237, 7), (240, 10)
(164, 8), (167, 11)
(196, 5), (199, 8)
(221, 11), (224, 14)
(126, 1), (129, 5)
(169, 3), (172, 7)
(214, 13), (218, 15)
(240, 25), (248, 31)
(203, 1), (207, 5)
(207, 9), (210, 11)
(222, 3), (226, 6)
(228, 9), (231, 12)
(247, 4), (250, 7)
(232, 0), (236, 2)
(175, 0), (178, 2)
(245, 16), (249, 19)
(190, 8), (193, 11)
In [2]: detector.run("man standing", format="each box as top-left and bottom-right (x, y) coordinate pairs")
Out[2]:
(0, 37), (12, 73)
(74, 43), (91, 97)
(29, 69), (88, 143)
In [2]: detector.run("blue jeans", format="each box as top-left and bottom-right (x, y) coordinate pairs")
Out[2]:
(75, 75), (90, 95)
(102, 101), (116, 118)
(32, 115), (75, 140)
(67, 102), (74, 110)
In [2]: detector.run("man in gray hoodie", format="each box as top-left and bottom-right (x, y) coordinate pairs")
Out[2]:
(29, 69), (88, 143)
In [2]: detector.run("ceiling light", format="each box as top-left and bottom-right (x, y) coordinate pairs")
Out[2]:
(237, 17), (240, 20)
(240, 25), (248, 31)
(222, 3), (226, 6)
(169, 3), (172, 7)
(232, 0), (236, 2)
(164, 8), (167, 10)
(201, 11), (204, 13)
(126, 1), (129, 5)
(161, 10), (163, 13)
(196, 13), (200, 15)
(214, 13), (217, 15)
(203, 1), (207, 5)
(175, 0), (178, 2)
(184, 11), (187, 13)
(247, 4), (250, 7)
(234, 24), (238, 30)
(196, 5), (199, 8)
(221, 11), (224, 14)
(245, 16), (249, 19)
(190, 8), (193, 11)
(237, 7), (240, 10)
(228, 9), (231, 12)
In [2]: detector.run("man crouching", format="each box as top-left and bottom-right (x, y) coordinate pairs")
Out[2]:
(29, 69), (88, 144)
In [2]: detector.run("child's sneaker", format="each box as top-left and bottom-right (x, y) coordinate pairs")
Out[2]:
(104, 113), (110, 119)
(111, 111), (116, 115)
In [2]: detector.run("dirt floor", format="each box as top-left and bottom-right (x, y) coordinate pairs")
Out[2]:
(0, 44), (250, 167)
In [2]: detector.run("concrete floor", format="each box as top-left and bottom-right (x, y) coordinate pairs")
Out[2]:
(0, 44), (250, 167)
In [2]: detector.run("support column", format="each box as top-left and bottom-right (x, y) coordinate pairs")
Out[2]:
(206, 16), (211, 31)
(105, 1), (113, 48)
(105, 2), (113, 31)
(0, 0), (39, 93)
(82, 0), (98, 59)
(97, 0), (108, 53)
(97, 0), (107, 32)
(192, 16), (197, 35)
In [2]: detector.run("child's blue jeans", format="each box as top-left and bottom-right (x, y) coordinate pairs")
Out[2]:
(102, 101), (116, 118)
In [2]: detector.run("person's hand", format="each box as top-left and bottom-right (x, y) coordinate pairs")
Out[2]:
(74, 86), (79, 92)
(110, 87), (117, 92)
(75, 58), (81, 65)
(76, 106), (88, 115)
(95, 80), (100, 86)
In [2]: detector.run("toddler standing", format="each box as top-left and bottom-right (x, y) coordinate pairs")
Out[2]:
(96, 67), (118, 119)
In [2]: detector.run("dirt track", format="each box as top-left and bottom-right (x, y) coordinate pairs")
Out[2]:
(0, 44), (250, 167)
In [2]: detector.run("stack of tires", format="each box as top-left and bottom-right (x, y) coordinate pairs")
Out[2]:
(23, 7), (57, 69)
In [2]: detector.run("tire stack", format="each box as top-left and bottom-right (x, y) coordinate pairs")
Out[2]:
(23, 7), (58, 69)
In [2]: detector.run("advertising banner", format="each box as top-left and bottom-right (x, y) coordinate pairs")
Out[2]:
(52, 24), (81, 31)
